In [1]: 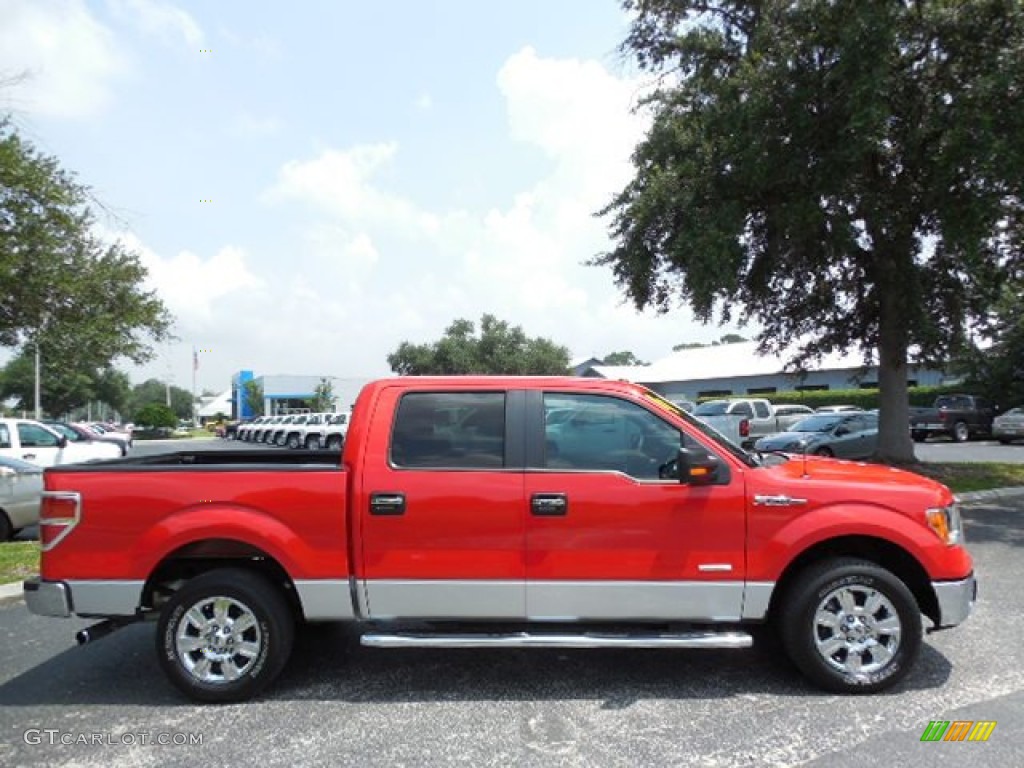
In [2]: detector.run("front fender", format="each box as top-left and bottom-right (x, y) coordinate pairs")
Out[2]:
(748, 502), (973, 582)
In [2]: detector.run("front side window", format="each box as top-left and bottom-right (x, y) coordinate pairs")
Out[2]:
(18, 423), (59, 448)
(543, 394), (683, 479)
(0, 424), (10, 449)
(391, 392), (506, 469)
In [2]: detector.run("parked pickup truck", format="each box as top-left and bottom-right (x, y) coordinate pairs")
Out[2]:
(910, 394), (997, 443)
(24, 377), (976, 702)
(693, 399), (813, 448)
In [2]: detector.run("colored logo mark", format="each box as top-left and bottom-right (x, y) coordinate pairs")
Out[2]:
(920, 720), (996, 742)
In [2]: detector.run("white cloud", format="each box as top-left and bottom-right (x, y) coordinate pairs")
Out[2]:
(228, 112), (283, 138)
(0, 0), (128, 119)
(266, 143), (441, 239)
(256, 46), (712, 369)
(108, 0), (203, 48)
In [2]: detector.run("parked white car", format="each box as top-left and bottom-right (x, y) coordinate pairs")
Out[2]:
(0, 418), (122, 467)
(285, 412), (333, 449)
(0, 456), (43, 540)
(321, 411), (350, 451)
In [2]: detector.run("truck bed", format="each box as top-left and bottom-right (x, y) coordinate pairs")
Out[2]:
(49, 449), (343, 471)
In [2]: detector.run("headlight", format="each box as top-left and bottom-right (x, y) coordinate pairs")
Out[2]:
(926, 504), (964, 546)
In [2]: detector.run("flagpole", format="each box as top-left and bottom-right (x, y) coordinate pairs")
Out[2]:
(192, 346), (198, 426)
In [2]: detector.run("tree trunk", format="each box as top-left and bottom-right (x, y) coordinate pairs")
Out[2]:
(875, 265), (916, 464)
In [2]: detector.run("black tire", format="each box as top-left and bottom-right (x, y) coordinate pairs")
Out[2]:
(779, 558), (921, 694)
(305, 435), (321, 450)
(286, 434), (301, 449)
(326, 435), (344, 451)
(157, 568), (295, 703)
(0, 511), (13, 542)
(911, 431), (926, 443)
(997, 438), (1011, 445)
(814, 446), (834, 457)
(953, 421), (970, 443)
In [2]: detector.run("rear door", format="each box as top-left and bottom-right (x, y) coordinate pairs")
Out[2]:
(357, 387), (527, 619)
(524, 391), (747, 621)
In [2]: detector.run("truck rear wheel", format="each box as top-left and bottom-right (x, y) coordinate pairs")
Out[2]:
(779, 558), (921, 694)
(157, 568), (294, 703)
(953, 421), (970, 443)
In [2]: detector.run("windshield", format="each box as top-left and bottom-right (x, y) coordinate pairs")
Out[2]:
(641, 389), (757, 467)
(791, 415), (840, 433)
(693, 401), (728, 416)
(46, 423), (83, 441)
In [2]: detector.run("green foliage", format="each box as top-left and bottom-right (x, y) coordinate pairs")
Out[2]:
(129, 378), (193, 420)
(387, 314), (571, 375)
(133, 402), (177, 429)
(956, 280), (1024, 408)
(0, 120), (173, 380)
(599, 1), (1024, 461)
(672, 334), (748, 351)
(602, 350), (649, 366)
(310, 377), (335, 412)
(244, 379), (264, 417)
(0, 351), (134, 418)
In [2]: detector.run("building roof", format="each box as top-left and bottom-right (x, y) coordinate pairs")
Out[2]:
(589, 342), (877, 384)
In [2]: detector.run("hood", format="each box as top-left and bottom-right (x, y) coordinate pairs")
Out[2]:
(753, 454), (954, 509)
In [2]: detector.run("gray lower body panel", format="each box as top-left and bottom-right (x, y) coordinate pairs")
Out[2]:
(932, 573), (977, 628)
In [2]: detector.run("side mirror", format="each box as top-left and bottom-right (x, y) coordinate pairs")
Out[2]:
(676, 447), (721, 485)
(834, 426), (849, 437)
(57, 435), (68, 449)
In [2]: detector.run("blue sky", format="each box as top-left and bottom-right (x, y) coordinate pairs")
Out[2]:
(1, 0), (738, 393)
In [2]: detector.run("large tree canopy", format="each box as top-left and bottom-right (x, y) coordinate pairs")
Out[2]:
(388, 315), (571, 375)
(0, 120), (173, 413)
(598, 0), (1024, 461)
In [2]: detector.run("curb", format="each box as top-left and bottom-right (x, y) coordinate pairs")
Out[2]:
(955, 486), (1024, 504)
(0, 580), (24, 606)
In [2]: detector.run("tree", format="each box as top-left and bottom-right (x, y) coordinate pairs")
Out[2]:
(602, 350), (650, 366)
(310, 378), (335, 412)
(134, 403), (177, 430)
(597, 1), (1024, 462)
(388, 315), (571, 375)
(0, 120), (173, 411)
(243, 380), (264, 417)
(129, 378), (193, 420)
(957, 280), (1024, 408)
(671, 334), (748, 351)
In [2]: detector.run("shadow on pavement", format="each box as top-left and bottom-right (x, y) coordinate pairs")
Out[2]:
(0, 619), (954, 708)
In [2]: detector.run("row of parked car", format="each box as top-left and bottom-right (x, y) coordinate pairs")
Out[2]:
(685, 393), (1024, 458)
(0, 417), (134, 541)
(227, 411), (350, 450)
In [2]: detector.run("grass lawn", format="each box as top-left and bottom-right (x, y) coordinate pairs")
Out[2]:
(0, 541), (39, 585)
(901, 462), (1024, 494)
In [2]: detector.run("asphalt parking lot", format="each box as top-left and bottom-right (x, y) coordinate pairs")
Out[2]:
(1, 488), (1021, 767)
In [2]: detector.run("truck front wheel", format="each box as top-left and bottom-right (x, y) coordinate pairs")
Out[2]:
(156, 568), (295, 703)
(779, 559), (921, 694)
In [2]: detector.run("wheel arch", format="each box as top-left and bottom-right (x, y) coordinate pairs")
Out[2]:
(142, 538), (305, 621)
(767, 535), (939, 626)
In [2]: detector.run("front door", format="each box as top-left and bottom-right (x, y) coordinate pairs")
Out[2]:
(358, 388), (526, 619)
(524, 391), (747, 621)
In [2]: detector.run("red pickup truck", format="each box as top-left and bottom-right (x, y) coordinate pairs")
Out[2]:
(24, 377), (976, 702)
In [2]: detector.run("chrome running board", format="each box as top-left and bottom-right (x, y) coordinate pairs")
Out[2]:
(360, 631), (752, 649)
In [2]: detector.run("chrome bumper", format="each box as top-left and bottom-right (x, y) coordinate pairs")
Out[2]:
(23, 577), (72, 618)
(932, 573), (977, 629)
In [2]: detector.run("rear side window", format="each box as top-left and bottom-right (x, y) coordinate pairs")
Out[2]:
(0, 424), (10, 449)
(391, 392), (506, 469)
(753, 401), (771, 419)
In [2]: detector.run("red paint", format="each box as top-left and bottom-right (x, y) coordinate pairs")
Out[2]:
(40, 377), (973, 606)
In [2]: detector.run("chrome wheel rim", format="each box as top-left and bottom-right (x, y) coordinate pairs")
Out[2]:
(955, 423), (968, 441)
(812, 584), (901, 680)
(175, 596), (262, 684)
